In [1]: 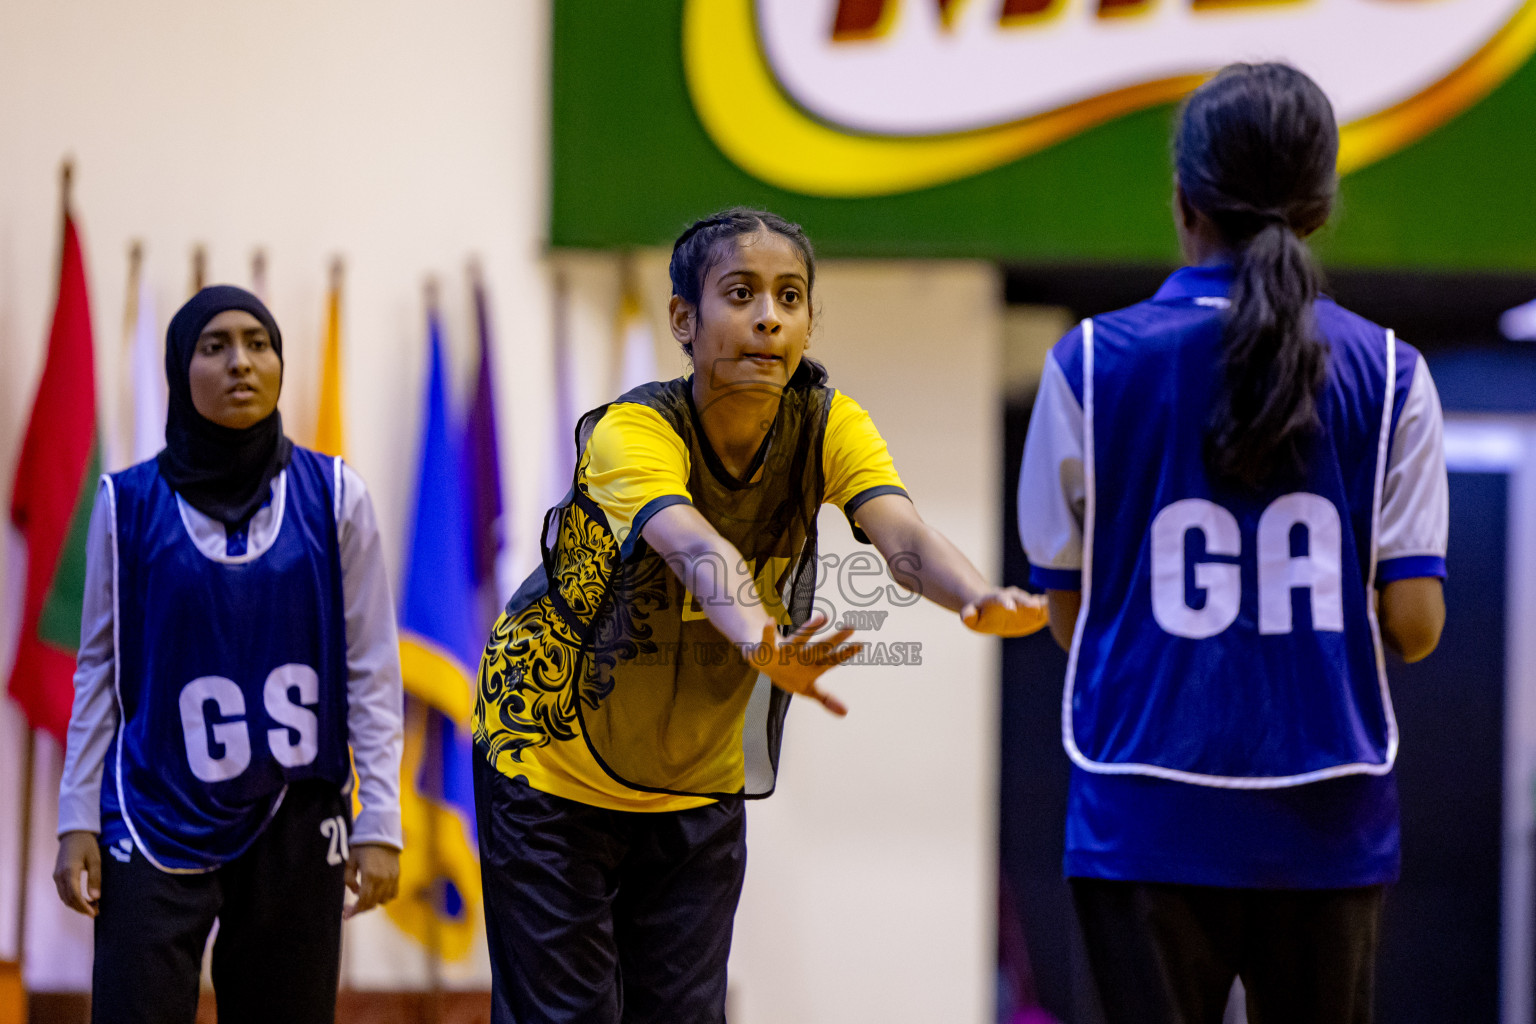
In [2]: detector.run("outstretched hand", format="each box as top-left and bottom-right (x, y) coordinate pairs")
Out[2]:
(756, 612), (864, 717)
(961, 588), (1050, 637)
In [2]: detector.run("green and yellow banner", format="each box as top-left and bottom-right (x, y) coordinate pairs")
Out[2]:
(552, 0), (1536, 270)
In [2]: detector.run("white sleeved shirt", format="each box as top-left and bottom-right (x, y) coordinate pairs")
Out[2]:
(58, 462), (405, 849)
(1018, 345), (1450, 587)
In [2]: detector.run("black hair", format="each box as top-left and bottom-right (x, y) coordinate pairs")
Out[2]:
(1176, 63), (1337, 491)
(668, 207), (829, 387)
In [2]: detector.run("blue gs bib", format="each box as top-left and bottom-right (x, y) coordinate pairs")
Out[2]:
(103, 447), (349, 871)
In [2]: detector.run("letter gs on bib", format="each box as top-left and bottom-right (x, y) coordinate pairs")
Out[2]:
(179, 664), (322, 782)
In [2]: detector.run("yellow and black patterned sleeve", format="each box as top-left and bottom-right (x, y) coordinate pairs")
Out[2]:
(822, 390), (908, 542)
(582, 402), (694, 559)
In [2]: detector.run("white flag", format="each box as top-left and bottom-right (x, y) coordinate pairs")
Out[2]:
(0, 704), (24, 967)
(614, 287), (659, 397)
(20, 734), (93, 991)
(0, 526), (27, 965)
(0, 536), (93, 987)
(127, 270), (163, 465)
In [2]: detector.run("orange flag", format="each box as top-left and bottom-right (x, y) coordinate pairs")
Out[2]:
(314, 258), (345, 456)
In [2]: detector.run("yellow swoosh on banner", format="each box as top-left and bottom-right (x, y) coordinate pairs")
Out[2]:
(683, 0), (1204, 197)
(682, 0), (1536, 196)
(1337, 0), (1536, 172)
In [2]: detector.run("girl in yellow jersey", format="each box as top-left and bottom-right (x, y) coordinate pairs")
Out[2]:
(473, 208), (1046, 1024)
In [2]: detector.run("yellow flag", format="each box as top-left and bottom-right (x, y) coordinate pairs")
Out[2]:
(314, 258), (346, 456)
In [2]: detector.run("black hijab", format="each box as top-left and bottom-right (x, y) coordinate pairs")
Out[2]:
(157, 285), (293, 528)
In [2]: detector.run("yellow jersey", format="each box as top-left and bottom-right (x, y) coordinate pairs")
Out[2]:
(474, 375), (905, 812)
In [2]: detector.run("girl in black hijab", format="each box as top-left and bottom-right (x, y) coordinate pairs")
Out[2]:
(157, 284), (293, 526)
(55, 286), (406, 1024)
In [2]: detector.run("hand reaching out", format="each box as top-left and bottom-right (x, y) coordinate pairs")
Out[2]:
(961, 588), (1050, 638)
(755, 612), (865, 717)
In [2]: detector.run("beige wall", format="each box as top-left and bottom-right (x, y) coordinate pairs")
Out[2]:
(1, 4), (1007, 1018)
(0, 0), (554, 992)
(0, 0), (557, 580)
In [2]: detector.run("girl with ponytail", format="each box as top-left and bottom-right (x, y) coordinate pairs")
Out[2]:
(475, 207), (1047, 1022)
(1018, 64), (1448, 1023)
(1177, 63), (1335, 491)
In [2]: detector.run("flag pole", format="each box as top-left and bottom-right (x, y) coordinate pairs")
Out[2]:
(313, 256), (346, 456)
(15, 156), (75, 983)
(190, 245), (206, 295)
(59, 158), (73, 231)
(421, 278), (444, 1024)
(117, 241), (144, 472)
(124, 242), (143, 345)
(416, 701), (444, 1024)
(12, 394), (42, 971)
(250, 247), (268, 301)
(331, 255), (353, 1006)
(14, 727), (35, 982)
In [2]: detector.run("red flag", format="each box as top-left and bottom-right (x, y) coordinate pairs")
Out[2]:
(8, 210), (98, 740)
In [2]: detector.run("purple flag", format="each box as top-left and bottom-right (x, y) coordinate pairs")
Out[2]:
(464, 269), (508, 633)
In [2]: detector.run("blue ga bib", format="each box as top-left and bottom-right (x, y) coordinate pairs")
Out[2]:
(1066, 296), (1400, 788)
(103, 448), (349, 871)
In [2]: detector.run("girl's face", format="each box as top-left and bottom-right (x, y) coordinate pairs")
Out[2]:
(672, 230), (811, 397)
(188, 309), (282, 429)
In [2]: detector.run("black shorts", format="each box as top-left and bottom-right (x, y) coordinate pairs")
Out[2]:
(1071, 878), (1384, 1024)
(91, 781), (349, 1024)
(473, 752), (747, 1024)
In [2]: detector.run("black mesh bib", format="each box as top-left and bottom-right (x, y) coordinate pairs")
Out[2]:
(482, 376), (832, 799)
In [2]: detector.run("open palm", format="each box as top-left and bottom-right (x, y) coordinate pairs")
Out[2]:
(758, 612), (864, 717)
(961, 588), (1050, 638)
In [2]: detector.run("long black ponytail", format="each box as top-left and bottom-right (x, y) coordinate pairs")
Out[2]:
(1176, 63), (1338, 491)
